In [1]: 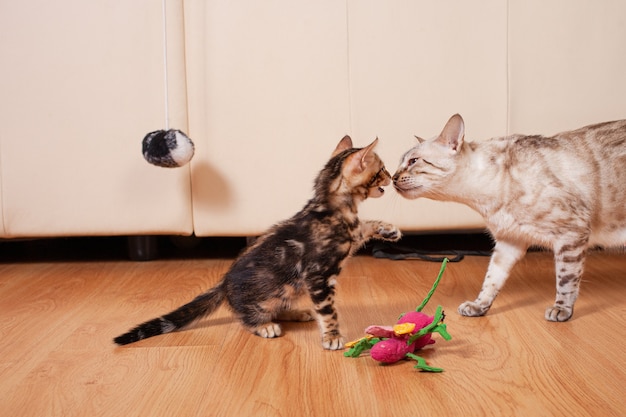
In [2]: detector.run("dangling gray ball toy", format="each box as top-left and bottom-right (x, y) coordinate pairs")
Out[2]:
(142, 129), (194, 168)
(141, 2), (195, 169)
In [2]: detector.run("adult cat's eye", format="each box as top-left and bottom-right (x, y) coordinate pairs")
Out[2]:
(408, 158), (419, 166)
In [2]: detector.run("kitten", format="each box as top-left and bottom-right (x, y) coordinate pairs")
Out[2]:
(393, 114), (626, 321)
(115, 136), (401, 349)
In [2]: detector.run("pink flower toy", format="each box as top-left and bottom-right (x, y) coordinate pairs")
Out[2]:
(344, 259), (451, 372)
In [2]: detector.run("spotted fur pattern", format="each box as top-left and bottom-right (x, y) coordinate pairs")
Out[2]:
(393, 114), (626, 321)
(114, 136), (400, 349)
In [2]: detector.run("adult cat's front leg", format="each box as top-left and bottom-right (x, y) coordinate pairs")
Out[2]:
(546, 238), (588, 322)
(458, 240), (527, 317)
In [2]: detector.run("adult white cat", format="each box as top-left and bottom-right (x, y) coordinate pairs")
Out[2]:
(393, 114), (626, 321)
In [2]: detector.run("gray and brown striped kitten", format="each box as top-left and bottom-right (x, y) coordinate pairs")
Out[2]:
(393, 114), (626, 321)
(115, 136), (401, 349)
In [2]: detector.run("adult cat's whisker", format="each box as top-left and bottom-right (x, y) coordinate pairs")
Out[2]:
(380, 191), (403, 223)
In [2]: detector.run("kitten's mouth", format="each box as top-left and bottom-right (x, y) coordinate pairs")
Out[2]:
(368, 186), (387, 198)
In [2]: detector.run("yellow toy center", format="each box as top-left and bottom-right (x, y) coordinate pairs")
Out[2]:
(393, 323), (416, 335)
(345, 335), (374, 348)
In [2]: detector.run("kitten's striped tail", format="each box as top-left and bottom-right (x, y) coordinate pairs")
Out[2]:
(113, 282), (226, 345)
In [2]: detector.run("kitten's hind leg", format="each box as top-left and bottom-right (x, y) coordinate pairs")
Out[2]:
(276, 309), (315, 322)
(252, 323), (283, 338)
(240, 308), (283, 338)
(545, 238), (588, 322)
(458, 240), (527, 317)
(242, 309), (314, 338)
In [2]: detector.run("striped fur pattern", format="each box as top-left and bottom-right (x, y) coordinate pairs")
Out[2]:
(393, 114), (626, 321)
(114, 136), (400, 349)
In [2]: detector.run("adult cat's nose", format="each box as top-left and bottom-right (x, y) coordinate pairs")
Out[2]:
(392, 172), (399, 182)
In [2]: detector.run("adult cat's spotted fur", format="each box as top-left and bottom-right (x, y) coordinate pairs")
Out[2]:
(115, 136), (401, 349)
(393, 114), (625, 321)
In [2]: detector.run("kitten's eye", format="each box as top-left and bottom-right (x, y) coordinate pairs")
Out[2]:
(408, 158), (419, 166)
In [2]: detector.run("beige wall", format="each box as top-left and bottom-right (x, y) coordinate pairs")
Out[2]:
(1, 0), (624, 238)
(345, 1), (507, 233)
(508, 0), (626, 134)
(186, 0), (506, 236)
(185, 1), (353, 236)
(0, 0), (193, 237)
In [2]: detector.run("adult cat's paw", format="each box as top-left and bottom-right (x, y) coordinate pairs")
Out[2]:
(458, 301), (490, 317)
(545, 305), (573, 322)
(321, 332), (345, 350)
(378, 224), (402, 242)
(255, 322), (282, 338)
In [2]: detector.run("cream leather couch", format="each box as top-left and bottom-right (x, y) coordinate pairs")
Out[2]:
(1, 0), (625, 240)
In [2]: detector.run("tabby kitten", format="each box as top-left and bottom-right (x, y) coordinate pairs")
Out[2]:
(115, 136), (401, 349)
(393, 114), (626, 321)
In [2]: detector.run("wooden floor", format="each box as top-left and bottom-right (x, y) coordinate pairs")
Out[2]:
(1, 245), (624, 417)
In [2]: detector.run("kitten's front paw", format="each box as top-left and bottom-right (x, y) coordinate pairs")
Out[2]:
(321, 332), (345, 350)
(545, 305), (573, 322)
(255, 322), (282, 338)
(378, 224), (402, 242)
(458, 301), (490, 317)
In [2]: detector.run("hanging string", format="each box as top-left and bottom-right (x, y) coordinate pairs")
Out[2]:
(161, 0), (170, 130)
(141, 0), (194, 168)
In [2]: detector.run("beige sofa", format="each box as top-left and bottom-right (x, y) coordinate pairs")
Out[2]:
(1, 0), (625, 241)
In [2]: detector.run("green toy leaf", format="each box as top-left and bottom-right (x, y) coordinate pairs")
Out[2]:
(406, 353), (443, 373)
(344, 337), (380, 358)
(407, 306), (451, 345)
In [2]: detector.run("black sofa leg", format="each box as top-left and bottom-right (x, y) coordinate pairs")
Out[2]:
(127, 235), (159, 261)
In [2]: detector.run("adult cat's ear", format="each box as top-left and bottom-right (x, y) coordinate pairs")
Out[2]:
(436, 114), (465, 153)
(332, 135), (353, 157)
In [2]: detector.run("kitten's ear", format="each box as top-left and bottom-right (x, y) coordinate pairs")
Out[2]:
(350, 137), (378, 172)
(435, 114), (465, 152)
(414, 135), (426, 143)
(332, 135), (353, 157)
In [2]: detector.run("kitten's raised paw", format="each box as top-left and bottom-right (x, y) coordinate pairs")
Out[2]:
(254, 322), (282, 338)
(378, 224), (402, 242)
(321, 333), (345, 350)
(458, 301), (490, 317)
(545, 306), (573, 322)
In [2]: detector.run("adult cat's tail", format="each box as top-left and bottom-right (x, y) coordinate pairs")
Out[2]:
(113, 282), (226, 345)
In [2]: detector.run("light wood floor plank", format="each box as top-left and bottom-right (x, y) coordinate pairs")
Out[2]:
(0, 251), (624, 416)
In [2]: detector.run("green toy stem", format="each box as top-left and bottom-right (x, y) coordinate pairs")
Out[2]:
(416, 258), (449, 312)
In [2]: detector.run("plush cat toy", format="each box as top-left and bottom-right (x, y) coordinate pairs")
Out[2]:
(345, 259), (451, 372)
(142, 129), (195, 168)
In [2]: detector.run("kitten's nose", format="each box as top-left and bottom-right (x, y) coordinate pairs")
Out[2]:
(392, 173), (399, 182)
